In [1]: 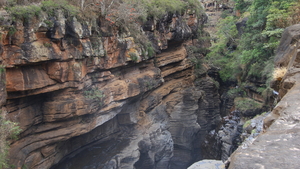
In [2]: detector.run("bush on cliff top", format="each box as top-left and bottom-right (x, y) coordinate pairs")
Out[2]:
(5, 0), (79, 21)
(3, 0), (203, 19)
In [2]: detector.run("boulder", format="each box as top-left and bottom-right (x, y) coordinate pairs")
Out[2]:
(188, 160), (225, 169)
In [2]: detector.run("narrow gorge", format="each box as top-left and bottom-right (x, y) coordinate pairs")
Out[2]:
(0, 1), (223, 168)
(1, 0), (300, 169)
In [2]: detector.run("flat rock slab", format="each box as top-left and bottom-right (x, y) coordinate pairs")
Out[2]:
(188, 160), (225, 169)
(229, 83), (300, 169)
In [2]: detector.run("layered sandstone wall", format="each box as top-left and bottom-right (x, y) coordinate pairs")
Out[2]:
(0, 8), (221, 169)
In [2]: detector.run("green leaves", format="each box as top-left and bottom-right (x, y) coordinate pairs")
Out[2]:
(207, 0), (299, 83)
(143, 0), (182, 18)
(6, 0), (79, 21)
(139, 0), (202, 18)
(84, 88), (105, 106)
(234, 0), (251, 12)
(41, 0), (79, 17)
(6, 4), (41, 20)
(0, 115), (21, 168)
(206, 15), (239, 81)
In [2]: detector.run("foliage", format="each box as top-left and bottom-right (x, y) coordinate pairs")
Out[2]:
(227, 87), (245, 98)
(265, 0), (299, 30)
(212, 79), (220, 89)
(146, 80), (155, 90)
(43, 42), (52, 48)
(146, 44), (155, 57)
(185, 0), (204, 16)
(7, 26), (16, 36)
(256, 87), (266, 93)
(3, 0), (203, 20)
(234, 97), (263, 112)
(186, 45), (204, 70)
(5, 4), (41, 20)
(0, 66), (4, 74)
(84, 88), (105, 106)
(118, 0), (204, 20)
(0, 115), (22, 169)
(233, 0), (251, 13)
(141, 0), (185, 18)
(129, 52), (138, 62)
(207, 0), (299, 85)
(243, 119), (251, 128)
(207, 15), (239, 81)
(5, 0), (79, 21)
(41, 0), (79, 17)
(3, 0), (202, 58)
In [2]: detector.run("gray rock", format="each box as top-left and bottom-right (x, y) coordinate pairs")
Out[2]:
(188, 160), (225, 169)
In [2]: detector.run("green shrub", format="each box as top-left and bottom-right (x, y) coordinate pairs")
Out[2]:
(6, 4), (41, 20)
(129, 52), (138, 62)
(146, 80), (155, 90)
(5, 0), (78, 20)
(206, 15), (239, 81)
(227, 87), (245, 98)
(207, 0), (300, 85)
(136, 0), (203, 19)
(147, 45), (155, 57)
(7, 26), (16, 36)
(234, 97), (263, 112)
(84, 88), (105, 106)
(0, 115), (21, 169)
(84, 88), (105, 100)
(43, 42), (52, 48)
(243, 119), (251, 128)
(44, 20), (54, 27)
(234, 0), (251, 13)
(251, 129), (257, 135)
(141, 0), (185, 18)
(41, 0), (78, 17)
(185, 0), (203, 16)
(212, 79), (220, 89)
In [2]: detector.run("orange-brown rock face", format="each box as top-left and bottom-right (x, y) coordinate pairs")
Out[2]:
(1, 10), (220, 169)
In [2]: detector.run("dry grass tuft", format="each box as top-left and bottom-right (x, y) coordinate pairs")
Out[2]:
(273, 67), (287, 81)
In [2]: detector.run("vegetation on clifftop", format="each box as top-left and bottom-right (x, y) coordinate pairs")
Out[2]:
(1, 0), (203, 20)
(1, 0), (203, 59)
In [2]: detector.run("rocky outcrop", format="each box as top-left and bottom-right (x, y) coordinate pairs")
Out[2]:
(229, 24), (300, 169)
(0, 8), (221, 169)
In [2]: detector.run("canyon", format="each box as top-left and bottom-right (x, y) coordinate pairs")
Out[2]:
(0, 6), (223, 169)
(1, 1), (300, 169)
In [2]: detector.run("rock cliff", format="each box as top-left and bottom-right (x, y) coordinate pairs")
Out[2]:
(0, 7), (221, 169)
(228, 24), (300, 169)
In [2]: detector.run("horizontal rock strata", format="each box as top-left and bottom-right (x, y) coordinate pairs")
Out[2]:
(0, 9), (220, 169)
